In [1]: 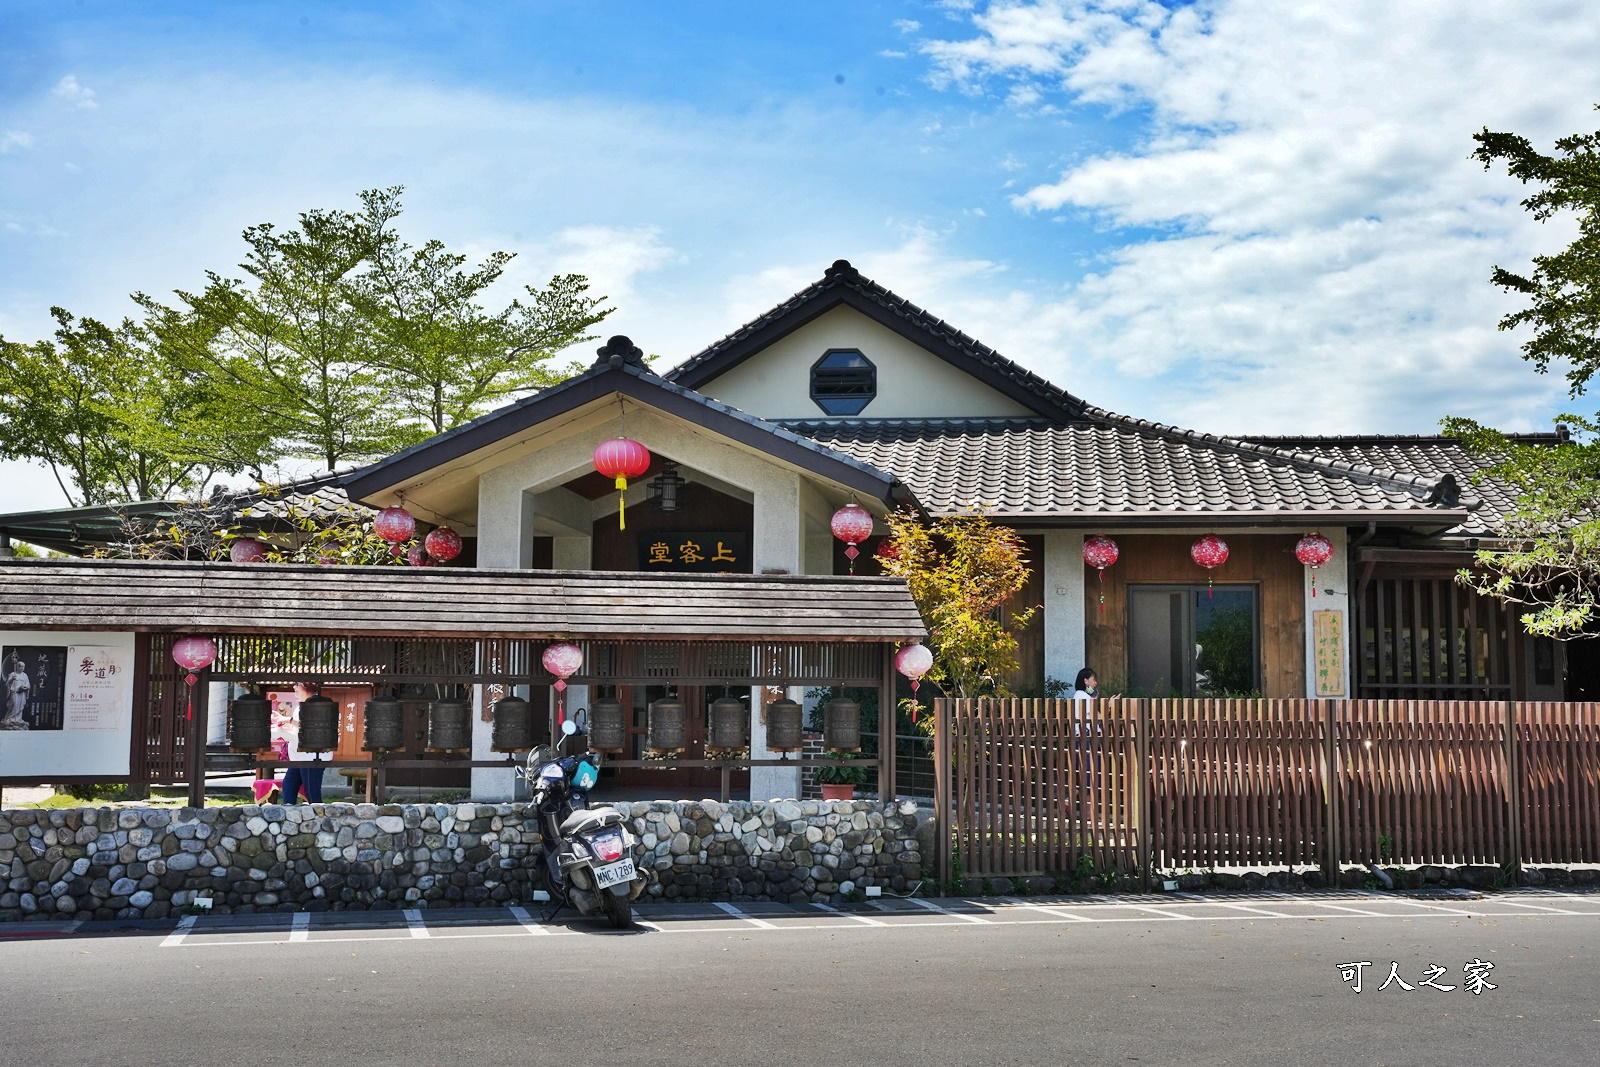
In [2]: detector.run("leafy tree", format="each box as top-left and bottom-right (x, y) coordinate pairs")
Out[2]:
(875, 508), (1036, 699)
(349, 189), (611, 435)
(1447, 108), (1600, 637)
(1473, 106), (1600, 395)
(0, 308), (240, 505)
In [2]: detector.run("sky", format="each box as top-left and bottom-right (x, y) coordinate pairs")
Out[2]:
(3, 0), (1600, 511)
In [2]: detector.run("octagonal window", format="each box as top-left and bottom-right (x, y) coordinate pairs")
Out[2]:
(810, 349), (876, 415)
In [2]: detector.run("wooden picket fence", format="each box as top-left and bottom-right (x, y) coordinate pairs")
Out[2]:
(934, 698), (1600, 887)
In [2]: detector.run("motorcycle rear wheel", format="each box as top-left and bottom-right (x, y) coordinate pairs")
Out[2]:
(601, 888), (632, 929)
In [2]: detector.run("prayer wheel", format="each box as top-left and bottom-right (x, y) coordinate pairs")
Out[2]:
(362, 695), (405, 751)
(427, 699), (472, 752)
(228, 693), (271, 753)
(765, 697), (803, 752)
(491, 695), (534, 752)
(298, 694), (339, 753)
(647, 695), (686, 752)
(823, 696), (862, 752)
(708, 696), (748, 749)
(589, 696), (626, 753)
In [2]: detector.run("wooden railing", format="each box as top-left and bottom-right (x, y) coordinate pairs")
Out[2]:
(935, 698), (1600, 887)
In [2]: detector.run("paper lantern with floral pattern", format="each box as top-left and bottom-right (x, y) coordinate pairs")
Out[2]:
(541, 641), (585, 725)
(831, 503), (874, 574)
(1295, 533), (1334, 597)
(1082, 535), (1119, 613)
(1190, 534), (1229, 597)
(375, 506), (416, 558)
(895, 642), (935, 722)
(229, 537), (268, 564)
(171, 635), (218, 721)
(424, 525), (462, 563)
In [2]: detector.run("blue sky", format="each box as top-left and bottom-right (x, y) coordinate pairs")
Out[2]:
(4, 1), (1600, 509)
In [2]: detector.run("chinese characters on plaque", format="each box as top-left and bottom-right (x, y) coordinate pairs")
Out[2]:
(3, 643), (129, 732)
(1313, 609), (1346, 697)
(638, 531), (748, 573)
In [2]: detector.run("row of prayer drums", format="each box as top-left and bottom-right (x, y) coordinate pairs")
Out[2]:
(227, 692), (862, 754)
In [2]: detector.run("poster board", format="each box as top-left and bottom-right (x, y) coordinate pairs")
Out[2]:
(1312, 610), (1346, 698)
(0, 630), (136, 779)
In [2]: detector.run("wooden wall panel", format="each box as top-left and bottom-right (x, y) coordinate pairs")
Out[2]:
(1084, 534), (1306, 698)
(590, 482), (754, 571)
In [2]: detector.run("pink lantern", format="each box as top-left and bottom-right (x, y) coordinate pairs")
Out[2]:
(895, 642), (935, 723)
(593, 438), (652, 531)
(1082, 535), (1119, 614)
(831, 503), (874, 575)
(316, 540), (341, 565)
(1295, 532), (1334, 597)
(375, 506), (416, 558)
(424, 525), (462, 563)
(406, 544), (434, 568)
(171, 635), (218, 722)
(541, 641), (585, 725)
(229, 537), (267, 564)
(1191, 534), (1229, 597)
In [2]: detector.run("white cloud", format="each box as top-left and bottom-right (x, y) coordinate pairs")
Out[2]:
(914, 0), (1600, 433)
(894, 19), (922, 34)
(0, 130), (33, 153)
(51, 75), (98, 109)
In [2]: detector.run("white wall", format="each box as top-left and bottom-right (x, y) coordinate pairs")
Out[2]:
(695, 306), (1037, 421)
(1042, 531), (1086, 691)
(1301, 527), (1352, 699)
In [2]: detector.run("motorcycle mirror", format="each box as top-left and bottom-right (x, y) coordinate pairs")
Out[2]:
(561, 719), (578, 736)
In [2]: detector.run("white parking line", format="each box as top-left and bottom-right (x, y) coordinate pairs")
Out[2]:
(1210, 902), (1296, 919)
(508, 906), (552, 934)
(906, 896), (991, 923)
(1116, 903), (1192, 920)
(1378, 898), (1478, 916)
(712, 901), (779, 929)
(1304, 900), (1387, 917)
(160, 915), (197, 948)
(289, 913), (310, 942)
(403, 909), (431, 939)
(1495, 899), (1583, 915)
(1001, 899), (1090, 921)
(813, 903), (889, 927)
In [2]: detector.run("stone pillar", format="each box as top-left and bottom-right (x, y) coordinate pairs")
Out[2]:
(1043, 530), (1086, 690)
(0, 530), (12, 558)
(1302, 527), (1351, 699)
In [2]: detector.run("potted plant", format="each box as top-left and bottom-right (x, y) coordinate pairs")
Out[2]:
(814, 752), (869, 801)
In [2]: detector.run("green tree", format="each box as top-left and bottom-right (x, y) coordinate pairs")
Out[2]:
(1473, 106), (1600, 395)
(0, 308), (239, 505)
(1448, 108), (1600, 637)
(350, 189), (611, 435)
(876, 508), (1036, 699)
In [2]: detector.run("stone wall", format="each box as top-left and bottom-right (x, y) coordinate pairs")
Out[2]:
(0, 798), (924, 922)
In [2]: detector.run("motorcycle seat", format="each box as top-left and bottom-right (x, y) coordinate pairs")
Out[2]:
(560, 808), (623, 837)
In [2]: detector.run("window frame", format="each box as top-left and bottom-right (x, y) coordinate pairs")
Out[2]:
(809, 348), (877, 416)
(1126, 582), (1262, 697)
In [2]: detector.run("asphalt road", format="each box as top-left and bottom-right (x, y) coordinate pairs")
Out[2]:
(4, 890), (1597, 1067)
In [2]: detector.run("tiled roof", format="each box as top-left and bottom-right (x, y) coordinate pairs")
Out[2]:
(784, 419), (1474, 522)
(1238, 434), (1564, 536)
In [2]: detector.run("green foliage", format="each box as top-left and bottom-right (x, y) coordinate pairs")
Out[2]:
(1440, 414), (1600, 637)
(1195, 605), (1255, 694)
(877, 508), (1036, 699)
(1473, 107), (1600, 396)
(813, 751), (870, 785)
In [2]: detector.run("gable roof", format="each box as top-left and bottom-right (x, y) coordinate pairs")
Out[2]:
(667, 260), (1093, 423)
(342, 335), (911, 506)
(786, 418), (1473, 526)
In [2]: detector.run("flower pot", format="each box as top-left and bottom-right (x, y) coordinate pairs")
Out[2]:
(820, 783), (855, 801)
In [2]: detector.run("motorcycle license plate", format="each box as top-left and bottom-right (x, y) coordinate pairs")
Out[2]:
(593, 858), (636, 889)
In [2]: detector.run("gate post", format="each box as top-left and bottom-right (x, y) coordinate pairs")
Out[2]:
(1504, 701), (1522, 877)
(1137, 699), (1151, 894)
(934, 697), (951, 894)
(1322, 700), (1339, 887)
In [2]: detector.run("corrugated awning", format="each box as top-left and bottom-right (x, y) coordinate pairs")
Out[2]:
(0, 559), (927, 642)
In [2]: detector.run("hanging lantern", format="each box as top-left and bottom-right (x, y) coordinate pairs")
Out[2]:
(541, 641), (585, 726)
(171, 635), (218, 722)
(1082, 535), (1120, 614)
(229, 537), (267, 564)
(316, 540), (342, 565)
(895, 643), (934, 723)
(425, 525), (462, 563)
(1295, 532), (1334, 597)
(831, 503), (874, 575)
(405, 543), (434, 567)
(876, 539), (901, 564)
(1191, 534), (1229, 597)
(375, 506), (416, 558)
(593, 438), (652, 531)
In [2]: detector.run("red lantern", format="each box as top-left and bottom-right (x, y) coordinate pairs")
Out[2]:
(1082, 535), (1119, 614)
(831, 503), (874, 575)
(896, 643), (934, 723)
(1191, 534), (1229, 597)
(1295, 532), (1334, 597)
(406, 543), (434, 568)
(229, 537), (267, 564)
(171, 635), (218, 722)
(375, 506), (416, 558)
(424, 525), (462, 563)
(593, 438), (651, 530)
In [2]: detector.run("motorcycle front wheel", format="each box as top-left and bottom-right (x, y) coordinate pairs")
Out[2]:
(601, 888), (632, 929)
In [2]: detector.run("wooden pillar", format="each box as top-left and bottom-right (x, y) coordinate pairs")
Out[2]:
(879, 643), (897, 801)
(1136, 699), (1151, 893)
(187, 668), (210, 808)
(934, 697), (951, 893)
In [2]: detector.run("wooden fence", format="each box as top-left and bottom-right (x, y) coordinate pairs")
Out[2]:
(934, 698), (1600, 887)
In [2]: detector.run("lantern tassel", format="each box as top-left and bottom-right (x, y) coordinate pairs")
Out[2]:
(185, 672), (198, 721)
(910, 680), (920, 723)
(616, 476), (628, 530)
(1098, 568), (1106, 614)
(1311, 566), (1318, 597)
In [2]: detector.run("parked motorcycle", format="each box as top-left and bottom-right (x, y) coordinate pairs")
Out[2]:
(524, 721), (645, 928)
